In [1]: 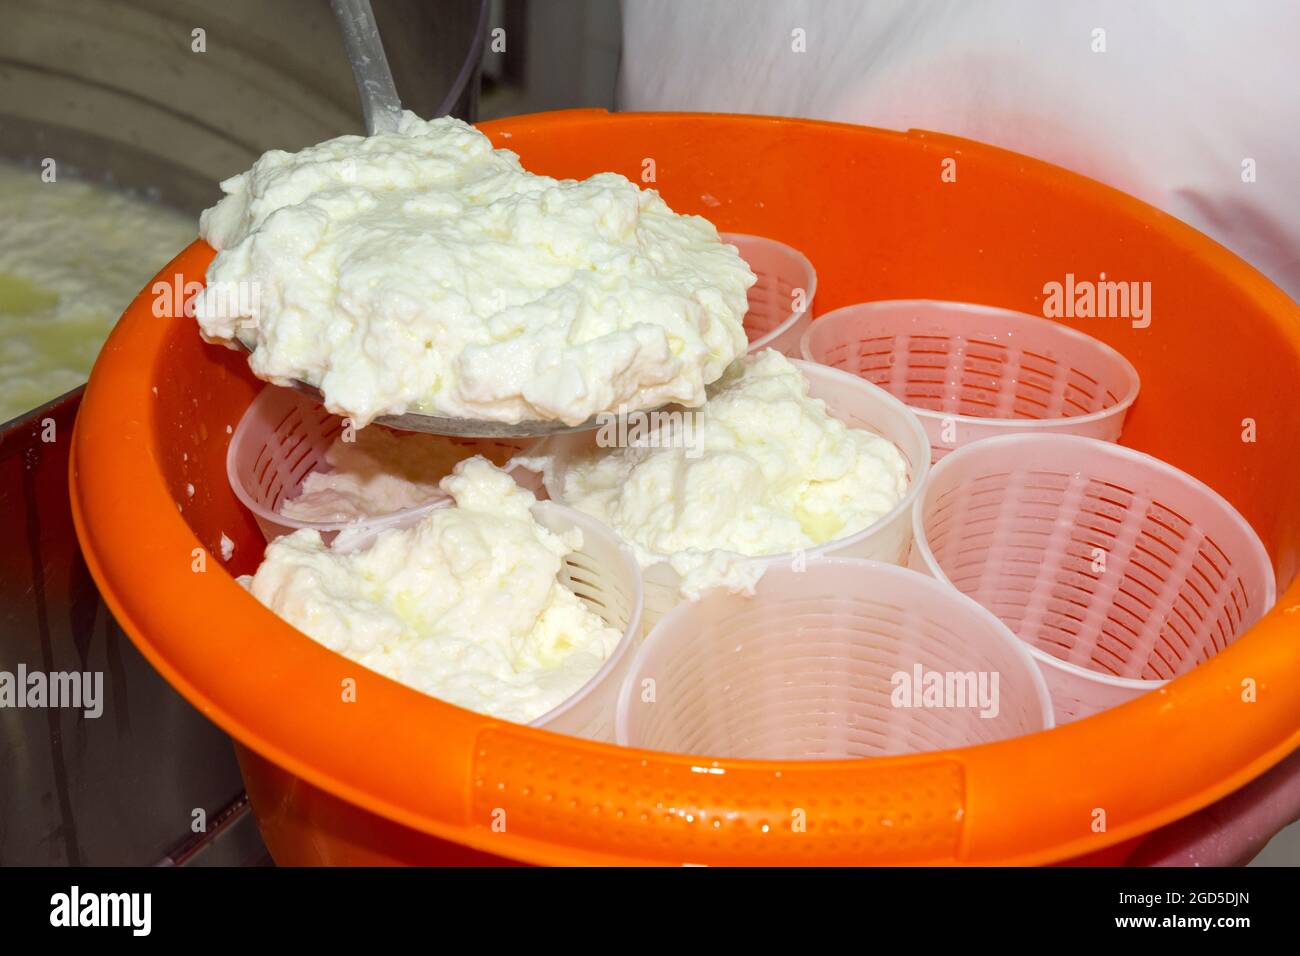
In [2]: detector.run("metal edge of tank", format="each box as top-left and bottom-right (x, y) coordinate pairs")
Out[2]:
(0, 0), (489, 864)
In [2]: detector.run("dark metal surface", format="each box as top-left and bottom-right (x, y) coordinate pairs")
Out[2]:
(0, 0), (489, 202)
(0, 390), (254, 864)
(0, 0), (490, 865)
(155, 794), (272, 867)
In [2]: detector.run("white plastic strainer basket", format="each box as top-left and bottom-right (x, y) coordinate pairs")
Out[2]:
(539, 359), (931, 633)
(228, 385), (539, 546)
(909, 433), (1276, 723)
(724, 232), (817, 356)
(615, 558), (1054, 758)
(528, 502), (645, 741)
(800, 299), (1141, 461)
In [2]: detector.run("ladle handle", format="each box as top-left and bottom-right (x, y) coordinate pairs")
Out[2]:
(330, 0), (404, 135)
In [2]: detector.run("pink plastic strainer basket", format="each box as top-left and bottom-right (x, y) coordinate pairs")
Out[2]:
(800, 300), (1141, 461)
(615, 558), (1054, 759)
(538, 359), (931, 633)
(909, 433), (1276, 723)
(724, 232), (817, 356)
(227, 385), (539, 546)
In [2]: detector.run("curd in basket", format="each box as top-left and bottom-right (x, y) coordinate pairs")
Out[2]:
(538, 349), (910, 596)
(240, 457), (622, 724)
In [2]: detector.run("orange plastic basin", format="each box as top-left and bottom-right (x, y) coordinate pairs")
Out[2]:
(71, 111), (1300, 865)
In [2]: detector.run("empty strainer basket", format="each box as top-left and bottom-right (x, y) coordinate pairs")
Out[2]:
(615, 559), (1053, 758)
(228, 385), (538, 545)
(909, 434), (1276, 723)
(800, 300), (1140, 461)
(724, 233), (817, 356)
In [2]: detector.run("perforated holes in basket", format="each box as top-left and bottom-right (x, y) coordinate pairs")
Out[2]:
(559, 551), (634, 632)
(629, 579), (1045, 760)
(802, 303), (1141, 464)
(922, 467), (1258, 683)
(745, 268), (798, 341)
(723, 234), (816, 354)
(250, 399), (342, 512)
(529, 504), (643, 741)
(232, 385), (545, 544)
(827, 332), (1123, 423)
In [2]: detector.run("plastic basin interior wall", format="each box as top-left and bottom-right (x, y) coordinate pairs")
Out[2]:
(70, 111), (1300, 866)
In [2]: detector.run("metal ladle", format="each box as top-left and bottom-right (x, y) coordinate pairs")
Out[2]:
(245, 0), (666, 438)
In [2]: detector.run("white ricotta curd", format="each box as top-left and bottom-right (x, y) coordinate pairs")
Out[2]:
(195, 113), (753, 428)
(543, 349), (910, 596)
(240, 457), (623, 724)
